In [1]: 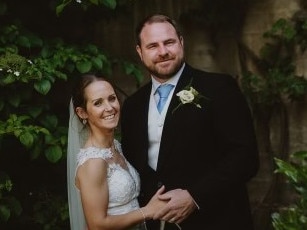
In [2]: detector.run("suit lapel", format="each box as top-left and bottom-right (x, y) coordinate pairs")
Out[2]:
(168, 67), (192, 114)
(135, 83), (152, 167)
(156, 65), (193, 172)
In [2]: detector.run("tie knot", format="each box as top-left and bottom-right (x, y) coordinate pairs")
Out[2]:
(157, 84), (174, 98)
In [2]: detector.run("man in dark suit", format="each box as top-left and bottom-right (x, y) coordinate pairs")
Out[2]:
(121, 14), (259, 230)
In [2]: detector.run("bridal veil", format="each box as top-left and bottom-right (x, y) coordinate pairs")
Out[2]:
(67, 99), (88, 230)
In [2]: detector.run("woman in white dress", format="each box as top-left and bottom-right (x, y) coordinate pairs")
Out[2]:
(67, 74), (166, 230)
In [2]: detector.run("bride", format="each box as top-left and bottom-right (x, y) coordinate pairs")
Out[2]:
(67, 74), (166, 230)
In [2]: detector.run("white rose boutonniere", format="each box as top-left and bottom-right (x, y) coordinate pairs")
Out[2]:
(172, 79), (207, 114)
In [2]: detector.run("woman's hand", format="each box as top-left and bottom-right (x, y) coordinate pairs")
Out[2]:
(143, 185), (168, 219)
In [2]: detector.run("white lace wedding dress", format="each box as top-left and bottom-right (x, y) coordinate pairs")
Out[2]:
(76, 139), (146, 230)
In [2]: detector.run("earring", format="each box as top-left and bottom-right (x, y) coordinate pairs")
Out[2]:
(82, 119), (87, 125)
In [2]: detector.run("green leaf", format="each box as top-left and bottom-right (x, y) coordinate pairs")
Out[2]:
(123, 62), (144, 86)
(8, 93), (20, 107)
(92, 57), (103, 69)
(56, 0), (71, 16)
(41, 115), (58, 130)
(13, 129), (22, 137)
(41, 47), (51, 58)
(44, 134), (54, 145)
(133, 68), (144, 86)
(55, 72), (67, 80)
(27, 106), (44, 118)
(18, 115), (31, 123)
(56, 4), (65, 16)
(6, 196), (22, 216)
(102, 0), (116, 9)
(19, 132), (34, 147)
(275, 158), (299, 181)
(76, 61), (92, 73)
(60, 135), (67, 146)
(38, 115), (58, 131)
(292, 151), (307, 160)
(45, 145), (62, 163)
(30, 142), (42, 160)
(34, 79), (51, 95)
(123, 62), (134, 75)
(86, 44), (98, 54)
(0, 75), (15, 85)
(65, 62), (75, 73)
(28, 35), (43, 47)
(17, 36), (31, 48)
(0, 205), (10, 222)
(39, 127), (51, 135)
(89, 0), (99, 5)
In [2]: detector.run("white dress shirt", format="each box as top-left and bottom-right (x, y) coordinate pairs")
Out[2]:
(147, 64), (184, 170)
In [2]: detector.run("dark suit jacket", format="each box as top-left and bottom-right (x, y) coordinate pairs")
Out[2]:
(121, 64), (259, 230)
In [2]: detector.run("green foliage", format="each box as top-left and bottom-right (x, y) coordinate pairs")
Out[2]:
(272, 151), (307, 229)
(56, 0), (120, 15)
(0, 172), (22, 222)
(0, 114), (50, 148)
(32, 189), (69, 230)
(0, 23), (116, 163)
(0, 2), (144, 227)
(241, 17), (307, 107)
(121, 61), (144, 88)
(239, 13), (307, 230)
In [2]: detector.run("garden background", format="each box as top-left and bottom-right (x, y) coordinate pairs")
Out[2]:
(0, 0), (307, 229)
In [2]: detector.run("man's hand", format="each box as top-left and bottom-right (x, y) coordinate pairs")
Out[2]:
(152, 189), (197, 224)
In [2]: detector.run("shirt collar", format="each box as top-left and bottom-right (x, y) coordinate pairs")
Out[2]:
(152, 63), (185, 94)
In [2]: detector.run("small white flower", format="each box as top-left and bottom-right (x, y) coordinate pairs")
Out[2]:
(27, 59), (33, 64)
(14, 71), (20, 76)
(176, 87), (195, 104)
(76, 0), (82, 3)
(172, 80), (207, 114)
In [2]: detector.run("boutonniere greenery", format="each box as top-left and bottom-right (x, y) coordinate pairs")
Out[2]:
(172, 79), (207, 114)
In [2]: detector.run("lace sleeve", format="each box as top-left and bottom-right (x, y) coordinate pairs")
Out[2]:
(77, 147), (113, 167)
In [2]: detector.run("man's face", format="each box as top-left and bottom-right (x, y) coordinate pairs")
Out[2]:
(136, 22), (184, 83)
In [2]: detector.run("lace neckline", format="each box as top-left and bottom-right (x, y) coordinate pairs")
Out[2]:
(81, 139), (121, 157)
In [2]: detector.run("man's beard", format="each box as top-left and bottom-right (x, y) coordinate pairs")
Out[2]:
(148, 59), (184, 80)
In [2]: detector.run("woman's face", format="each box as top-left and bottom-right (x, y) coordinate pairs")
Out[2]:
(80, 80), (120, 132)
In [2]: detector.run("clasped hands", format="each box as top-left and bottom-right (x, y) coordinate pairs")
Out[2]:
(147, 185), (197, 225)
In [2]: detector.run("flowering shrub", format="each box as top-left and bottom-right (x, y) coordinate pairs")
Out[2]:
(0, 20), (143, 227)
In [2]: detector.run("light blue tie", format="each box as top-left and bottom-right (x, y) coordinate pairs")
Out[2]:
(156, 84), (174, 113)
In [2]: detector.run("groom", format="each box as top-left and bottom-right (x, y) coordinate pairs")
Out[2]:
(121, 14), (259, 230)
